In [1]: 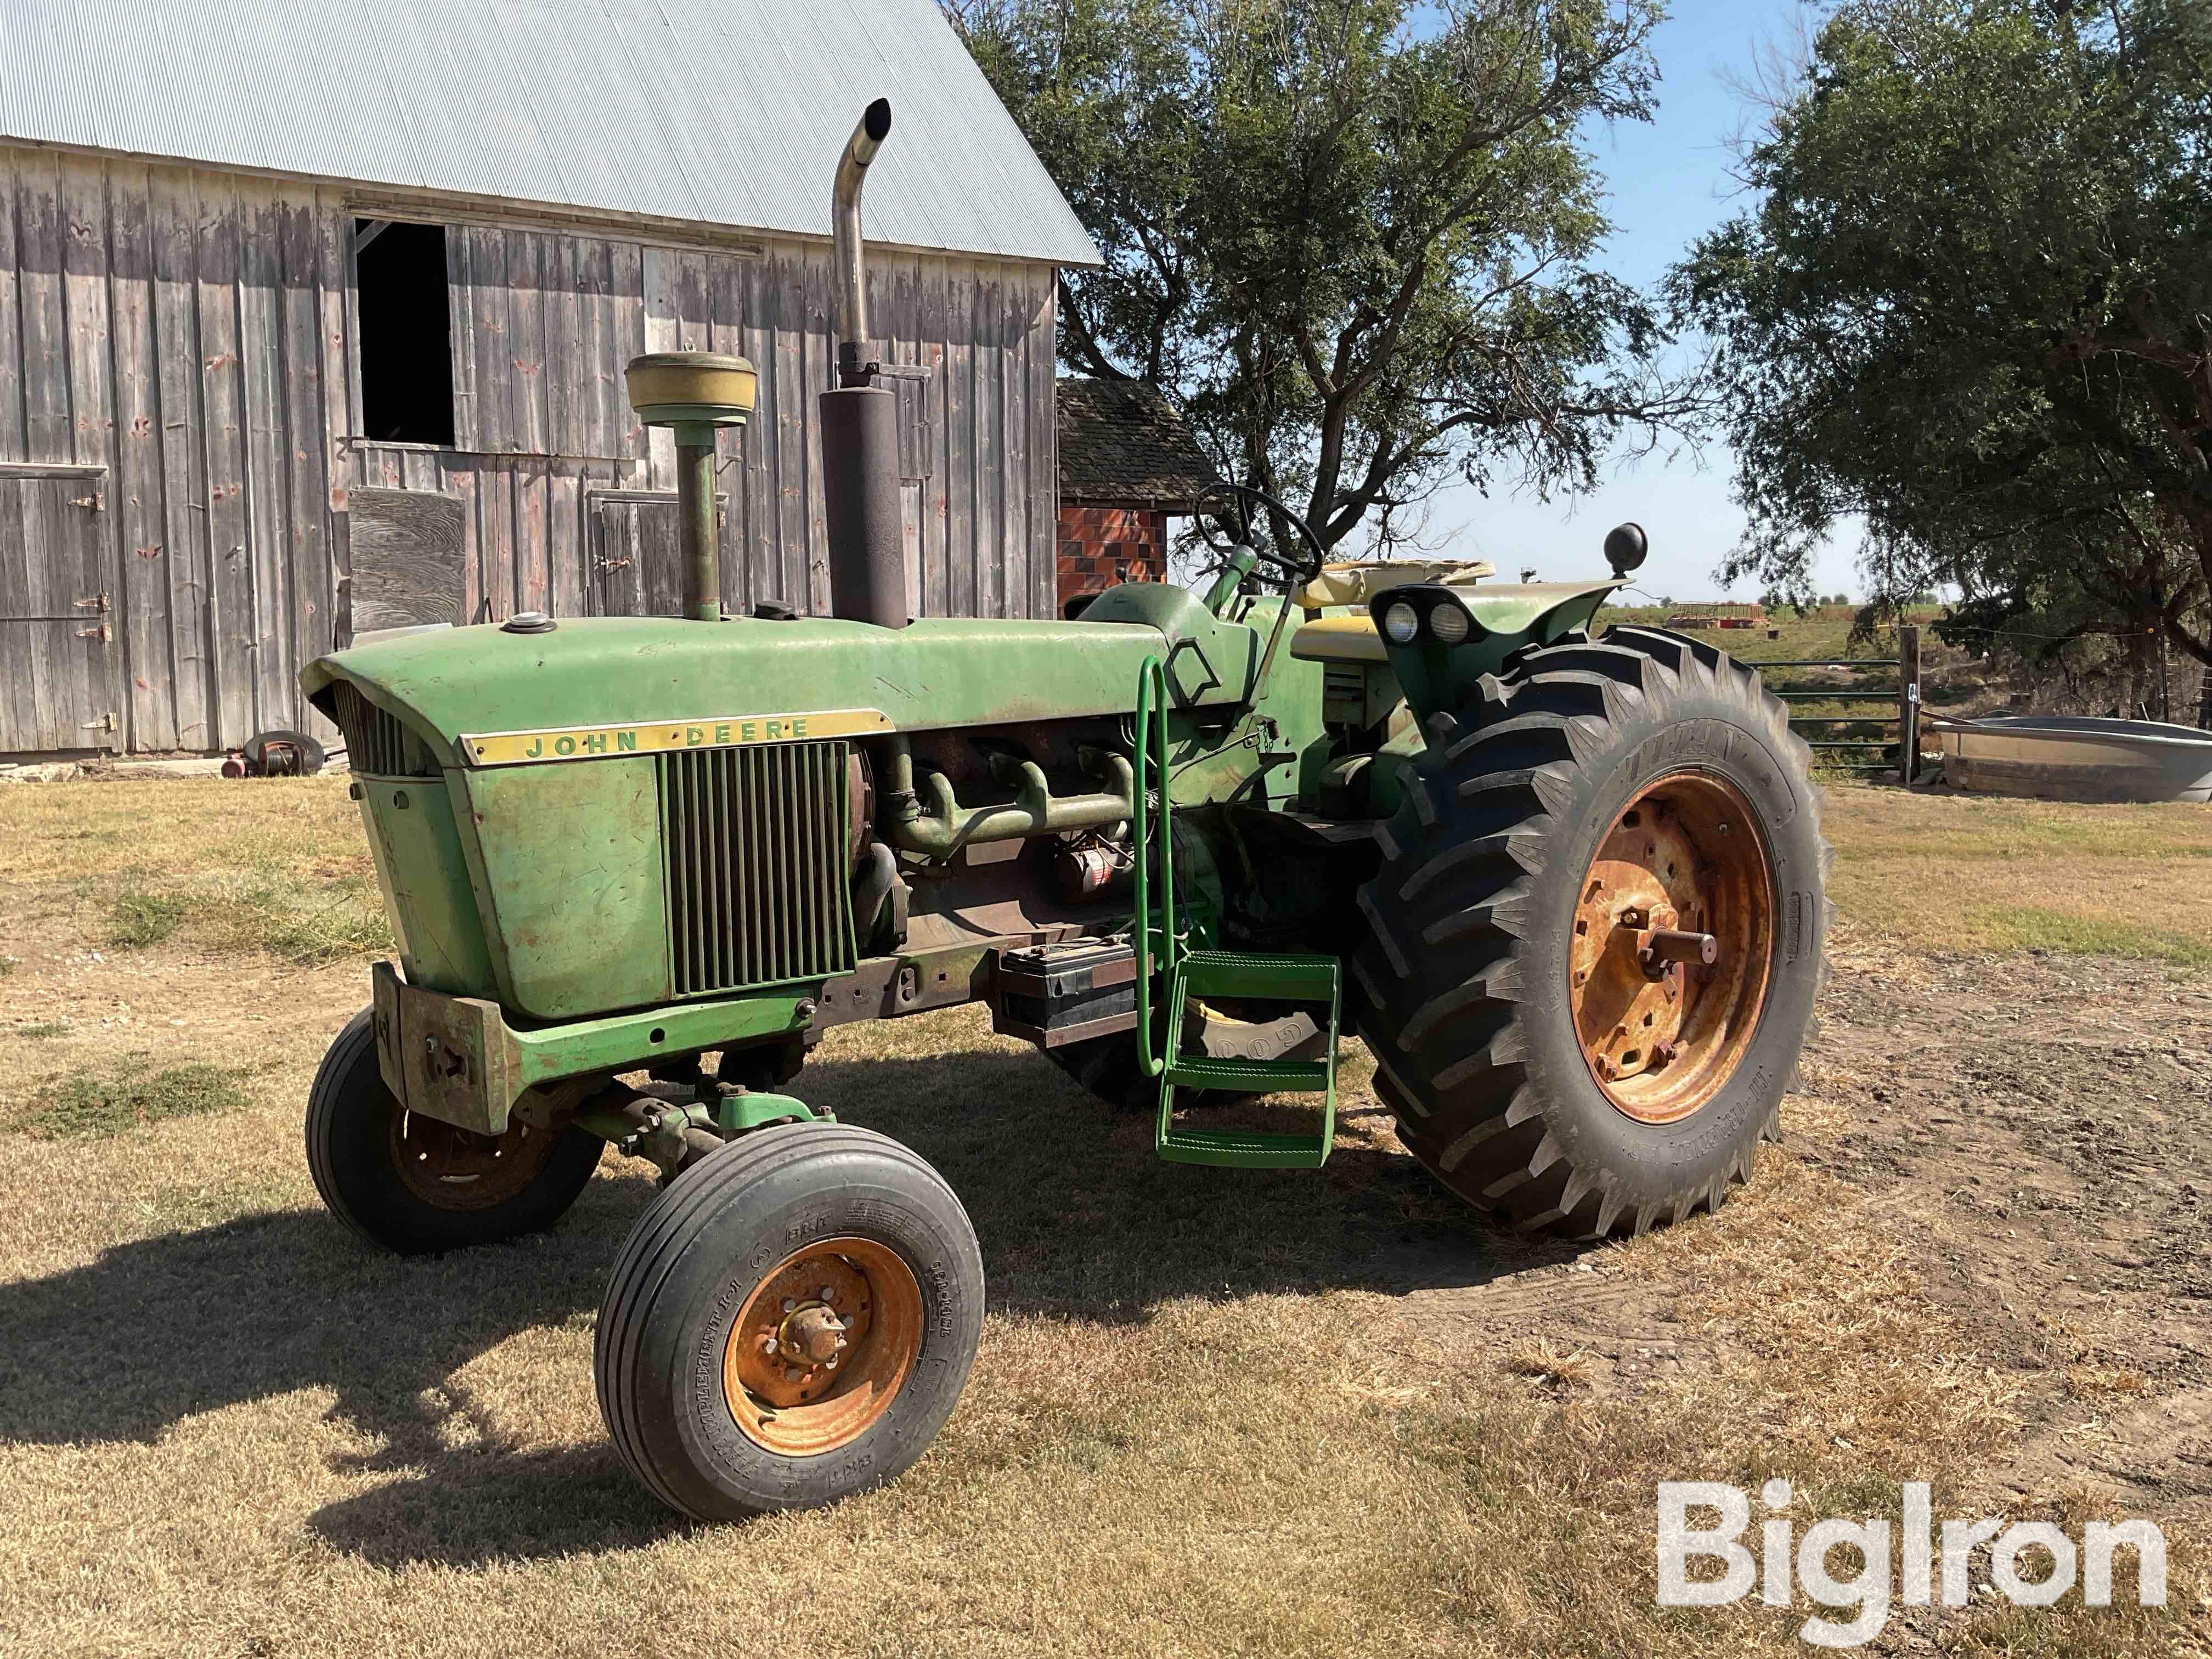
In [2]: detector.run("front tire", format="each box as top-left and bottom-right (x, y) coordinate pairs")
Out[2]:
(304, 1008), (604, 1255)
(594, 1123), (984, 1521)
(1353, 626), (1828, 1238)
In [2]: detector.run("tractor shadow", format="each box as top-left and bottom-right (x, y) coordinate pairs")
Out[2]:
(795, 1046), (1566, 1319)
(0, 1042), (1561, 1569)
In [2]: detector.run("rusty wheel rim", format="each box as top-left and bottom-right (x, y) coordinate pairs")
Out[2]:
(1567, 771), (1775, 1125)
(723, 1238), (923, 1457)
(389, 1106), (566, 1211)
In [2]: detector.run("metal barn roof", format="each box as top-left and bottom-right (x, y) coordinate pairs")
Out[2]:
(0, 0), (1102, 265)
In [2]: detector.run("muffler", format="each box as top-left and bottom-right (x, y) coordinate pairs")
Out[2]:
(821, 98), (909, 629)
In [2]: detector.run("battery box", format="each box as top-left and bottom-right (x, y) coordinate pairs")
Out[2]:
(991, 939), (1139, 1048)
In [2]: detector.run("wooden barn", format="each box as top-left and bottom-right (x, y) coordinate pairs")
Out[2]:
(0, 0), (1098, 759)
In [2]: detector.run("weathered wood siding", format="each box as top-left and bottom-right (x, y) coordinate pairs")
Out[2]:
(0, 150), (352, 754)
(430, 223), (1058, 623)
(0, 143), (1059, 755)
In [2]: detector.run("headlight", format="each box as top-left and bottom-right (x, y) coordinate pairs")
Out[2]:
(1380, 602), (1419, 645)
(1427, 603), (1470, 645)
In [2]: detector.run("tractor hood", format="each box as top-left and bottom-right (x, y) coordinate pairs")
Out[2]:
(304, 611), (1246, 770)
(301, 600), (1268, 1028)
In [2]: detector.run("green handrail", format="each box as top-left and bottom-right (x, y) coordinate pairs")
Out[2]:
(1131, 656), (1175, 1079)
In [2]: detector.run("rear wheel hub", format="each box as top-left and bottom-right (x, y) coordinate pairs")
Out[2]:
(1567, 771), (1775, 1125)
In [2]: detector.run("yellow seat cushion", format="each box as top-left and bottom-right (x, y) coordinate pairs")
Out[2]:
(1292, 558), (1494, 611)
(1289, 613), (1391, 664)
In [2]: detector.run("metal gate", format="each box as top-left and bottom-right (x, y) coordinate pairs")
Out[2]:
(0, 471), (116, 753)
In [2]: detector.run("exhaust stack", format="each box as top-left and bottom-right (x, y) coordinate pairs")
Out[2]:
(821, 97), (909, 629)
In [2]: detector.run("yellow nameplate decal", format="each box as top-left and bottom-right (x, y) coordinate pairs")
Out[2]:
(462, 708), (893, 766)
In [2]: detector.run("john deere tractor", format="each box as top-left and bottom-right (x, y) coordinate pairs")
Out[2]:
(301, 100), (1826, 1523)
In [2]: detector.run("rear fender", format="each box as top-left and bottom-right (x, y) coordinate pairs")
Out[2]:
(1371, 579), (1622, 732)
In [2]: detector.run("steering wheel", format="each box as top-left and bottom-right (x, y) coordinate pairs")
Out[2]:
(1193, 482), (1327, 588)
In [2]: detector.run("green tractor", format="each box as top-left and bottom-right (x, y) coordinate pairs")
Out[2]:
(301, 100), (1826, 1523)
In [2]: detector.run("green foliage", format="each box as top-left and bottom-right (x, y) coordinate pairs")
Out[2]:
(12, 1023), (69, 1040)
(9, 1063), (251, 1139)
(106, 889), (191, 948)
(1673, 0), (2212, 685)
(947, 0), (1699, 551)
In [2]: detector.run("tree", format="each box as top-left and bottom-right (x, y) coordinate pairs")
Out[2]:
(1672, 0), (2212, 699)
(946, 0), (1705, 554)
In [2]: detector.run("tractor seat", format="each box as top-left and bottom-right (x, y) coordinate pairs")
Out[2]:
(1289, 614), (1390, 664)
(1291, 557), (1494, 611)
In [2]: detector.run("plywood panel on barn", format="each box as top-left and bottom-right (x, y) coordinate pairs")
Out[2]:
(349, 486), (465, 632)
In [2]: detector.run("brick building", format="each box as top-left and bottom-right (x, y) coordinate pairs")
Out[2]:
(1055, 378), (1218, 616)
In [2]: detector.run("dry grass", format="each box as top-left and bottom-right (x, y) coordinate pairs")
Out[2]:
(0, 775), (2207, 1656)
(1504, 1339), (1595, 1390)
(2, 776), (393, 968)
(1820, 786), (2212, 966)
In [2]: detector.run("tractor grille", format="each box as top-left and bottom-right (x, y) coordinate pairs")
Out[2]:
(330, 682), (432, 776)
(658, 741), (857, 996)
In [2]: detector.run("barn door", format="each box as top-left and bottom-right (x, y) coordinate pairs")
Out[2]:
(0, 472), (117, 753)
(586, 489), (727, 618)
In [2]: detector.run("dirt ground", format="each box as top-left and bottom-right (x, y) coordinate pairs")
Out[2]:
(0, 777), (2208, 1656)
(1488, 945), (2212, 1517)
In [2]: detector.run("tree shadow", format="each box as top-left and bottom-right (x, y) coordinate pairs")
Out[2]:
(0, 1173), (691, 1562)
(1, 1041), (1560, 1568)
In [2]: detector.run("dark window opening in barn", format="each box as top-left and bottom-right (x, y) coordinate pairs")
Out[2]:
(355, 219), (455, 445)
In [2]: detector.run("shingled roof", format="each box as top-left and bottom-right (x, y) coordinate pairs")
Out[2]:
(1058, 378), (1218, 507)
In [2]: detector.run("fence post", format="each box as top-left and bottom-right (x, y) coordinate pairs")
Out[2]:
(1898, 624), (1921, 785)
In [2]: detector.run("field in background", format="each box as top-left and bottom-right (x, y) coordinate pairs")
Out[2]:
(1596, 600), (1950, 673)
(1598, 602), (1981, 778)
(1, 775), (2208, 1657)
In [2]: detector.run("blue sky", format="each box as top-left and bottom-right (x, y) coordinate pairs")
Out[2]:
(1418, 0), (1860, 602)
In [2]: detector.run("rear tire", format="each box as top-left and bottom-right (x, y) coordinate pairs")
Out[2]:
(1352, 626), (1829, 1237)
(304, 1008), (603, 1255)
(594, 1122), (984, 1521)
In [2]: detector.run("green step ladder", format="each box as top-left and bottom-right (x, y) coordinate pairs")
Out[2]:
(1132, 657), (1341, 1169)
